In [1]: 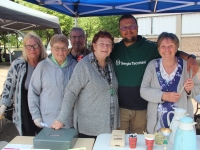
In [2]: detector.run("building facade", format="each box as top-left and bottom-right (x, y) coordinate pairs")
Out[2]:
(135, 13), (200, 54)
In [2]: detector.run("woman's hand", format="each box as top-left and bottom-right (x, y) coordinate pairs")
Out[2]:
(184, 78), (194, 94)
(34, 118), (43, 128)
(51, 120), (64, 130)
(162, 92), (181, 102)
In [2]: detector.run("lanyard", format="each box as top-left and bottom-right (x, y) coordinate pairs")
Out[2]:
(110, 84), (114, 96)
(92, 56), (113, 95)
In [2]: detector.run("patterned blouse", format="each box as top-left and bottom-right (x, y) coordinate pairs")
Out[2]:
(155, 57), (183, 131)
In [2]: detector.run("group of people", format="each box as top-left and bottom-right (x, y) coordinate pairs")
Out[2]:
(0, 14), (200, 138)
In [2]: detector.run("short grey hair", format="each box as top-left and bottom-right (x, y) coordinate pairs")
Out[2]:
(157, 32), (179, 49)
(69, 27), (86, 38)
(50, 34), (68, 47)
(22, 32), (47, 61)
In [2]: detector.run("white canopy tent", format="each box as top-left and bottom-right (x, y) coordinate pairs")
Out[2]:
(0, 0), (61, 34)
(0, 0), (62, 63)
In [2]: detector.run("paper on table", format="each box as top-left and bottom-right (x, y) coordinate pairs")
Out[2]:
(4, 149), (50, 150)
(40, 122), (49, 128)
(4, 144), (32, 149)
(68, 147), (86, 150)
(195, 94), (200, 103)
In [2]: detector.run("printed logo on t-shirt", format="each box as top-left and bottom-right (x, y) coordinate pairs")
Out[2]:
(115, 59), (146, 66)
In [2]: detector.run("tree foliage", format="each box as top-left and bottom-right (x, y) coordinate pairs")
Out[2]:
(78, 17), (100, 42)
(0, 0), (122, 58)
(15, 0), (121, 43)
(98, 16), (121, 38)
(16, 0), (73, 45)
(78, 16), (120, 42)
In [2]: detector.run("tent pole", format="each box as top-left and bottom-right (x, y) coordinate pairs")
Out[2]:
(8, 37), (12, 64)
(8, 42), (12, 64)
(9, 50), (12, 64)
(53, 28), (62, 34)
(7, 32), (12, 64)
(74, 17), (78, 27)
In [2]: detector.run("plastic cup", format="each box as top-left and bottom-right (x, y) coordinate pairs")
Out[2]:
(129, 137), (137, 148)
(155, 133), (164, 145)
(145, 134), (155, 150)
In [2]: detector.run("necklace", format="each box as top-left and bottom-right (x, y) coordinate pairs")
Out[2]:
(163, 63), (176, 68)
(162, 58), (177, 68)
(162, 58), (177, 75)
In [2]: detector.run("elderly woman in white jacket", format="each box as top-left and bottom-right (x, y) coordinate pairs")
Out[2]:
(140, 32), (200, 134)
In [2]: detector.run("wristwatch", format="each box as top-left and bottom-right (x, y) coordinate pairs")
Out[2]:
(187, 54), (196, 60)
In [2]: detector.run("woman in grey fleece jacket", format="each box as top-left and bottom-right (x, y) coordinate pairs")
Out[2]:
(140, 32), (200, 134)
(28, 34), (77, 128)
(52, 31), (120, 138)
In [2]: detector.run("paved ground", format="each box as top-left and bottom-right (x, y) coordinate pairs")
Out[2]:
(0, 62), (200, 142)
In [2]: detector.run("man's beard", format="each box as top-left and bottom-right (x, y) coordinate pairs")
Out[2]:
(73, 43), (84, 51)
(123, 36), (137, 43)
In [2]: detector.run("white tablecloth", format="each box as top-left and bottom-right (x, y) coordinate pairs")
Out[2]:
(93, 133), (200, 150)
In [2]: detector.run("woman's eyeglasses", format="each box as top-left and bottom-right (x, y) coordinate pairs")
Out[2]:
(98, 43), (112, 48)
(25, 44), (39, 50)
(52, 47), (68, 52)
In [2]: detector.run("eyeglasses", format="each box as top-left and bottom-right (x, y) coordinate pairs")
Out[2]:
(98, 43), (112, 48)
(25, 44), (39, 50)
(52, 46), (68, 52)
(120, 25), (138, 31)
(70, 35), (84, 40)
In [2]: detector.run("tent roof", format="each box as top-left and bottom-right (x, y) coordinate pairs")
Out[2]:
(0, 0), (61, 34)
(25, 0), (200, 17)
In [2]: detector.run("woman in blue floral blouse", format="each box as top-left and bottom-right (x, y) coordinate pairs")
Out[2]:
(140, 32), (200, 134)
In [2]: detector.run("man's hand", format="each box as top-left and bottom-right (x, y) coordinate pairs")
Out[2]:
(162, 92), (181, 102)
(51, 120), (64, 130)
(0, 105), (7, 116)
(34, 118), (43, 128)
(187, 57), (199, 77)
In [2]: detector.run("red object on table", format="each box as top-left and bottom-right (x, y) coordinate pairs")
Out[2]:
(145, 139), (154, 150)
(129, 137), (137, 148)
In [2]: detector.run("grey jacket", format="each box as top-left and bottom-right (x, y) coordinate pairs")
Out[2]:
(140, 59), (200, 134)
(28, 54), (77, 128)
(56, 55), (120, 136)
(1, 57), (27, 135)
